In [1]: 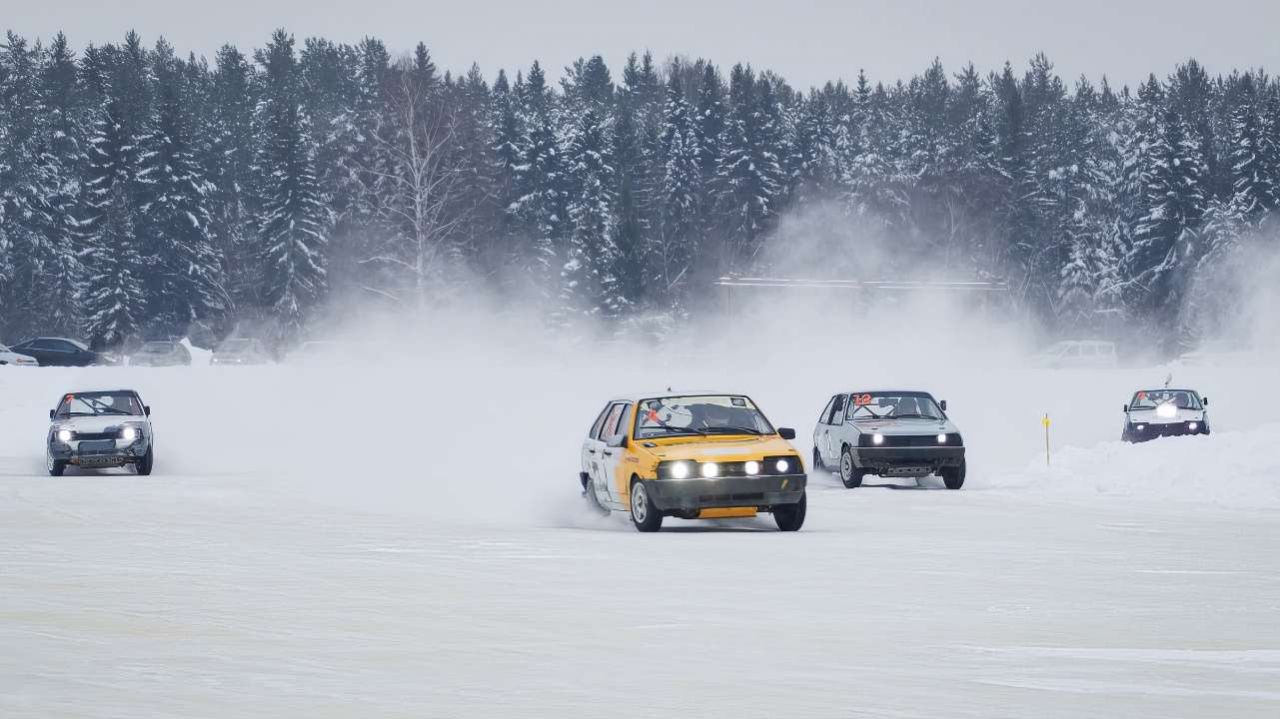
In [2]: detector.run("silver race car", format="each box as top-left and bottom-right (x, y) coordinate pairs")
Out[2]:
(813, 390), (966, 489)
(1122, 388), (1210, 443)
(46, 390), (155, 476)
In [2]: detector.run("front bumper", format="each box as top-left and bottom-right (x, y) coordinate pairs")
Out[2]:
(854, 446), (965, 473)
(1126, 421), (1206, 442)
(49, 438), (150, 467)
(643, 474), (807, 514)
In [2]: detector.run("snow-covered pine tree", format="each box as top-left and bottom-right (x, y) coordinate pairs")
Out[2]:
(715, 64), (784, 273)
(81, 102), (146, 349)
(560, 55), (620, 321)
(137, 39), (227, 335)
(655, 66), (701, 310)
(207, 44), (260, 311)
(254, 30), (327, 346)
(510, 61), (567, 297)
(1226, 75), (1268, 217)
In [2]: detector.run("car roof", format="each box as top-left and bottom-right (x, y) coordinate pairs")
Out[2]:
(1133, 388), (1200, 394)
(62, 388), (141, 396)
(607, 390), (742, 404)
(840, 389), (938, 395)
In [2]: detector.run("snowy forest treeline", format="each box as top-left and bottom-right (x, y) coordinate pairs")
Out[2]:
(0, 29), (1275, 350)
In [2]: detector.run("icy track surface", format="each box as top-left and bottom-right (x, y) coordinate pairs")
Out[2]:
(1, 356), (1278, 718)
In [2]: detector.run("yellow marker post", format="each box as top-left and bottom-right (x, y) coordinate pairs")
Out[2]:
(1042, 413), (1051, 466)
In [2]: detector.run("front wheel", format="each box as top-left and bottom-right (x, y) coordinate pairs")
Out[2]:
(773, 490), (807, 531)
(839, 446), (864, 488)
(941, 460), (965, 490)
(135, 448), (154, 476)
(629, 480), (663, 532)
(47, 450), (66, 477)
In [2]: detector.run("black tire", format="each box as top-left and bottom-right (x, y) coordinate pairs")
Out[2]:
(941, 460), (966, 490)
(773, 490), (807, 531)
(1202, 423), (1211, 436)
(812, 447), (825, 472)
(839, 446), (864, 488)
(135, 448), (154, 476)
(629, 479), (663, 532)
(47, 450), (66, 477)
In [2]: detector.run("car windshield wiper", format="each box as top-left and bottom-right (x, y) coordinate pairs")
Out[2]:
(890, 413), (937, 420)
(702, 426), (763, 435)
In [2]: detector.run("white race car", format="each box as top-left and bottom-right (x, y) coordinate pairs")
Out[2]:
(1122, 388), (1209, 443)
(0, 343), (39, 366)
(46, 389), (156, 476)
(813, 390), (966, 489)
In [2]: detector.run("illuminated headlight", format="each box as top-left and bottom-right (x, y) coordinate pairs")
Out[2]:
(669, 461), (691, 480)
(1136, 424), (1146, 431)
(700, 462), (719, 478)
(937, 433), (948, 444)
(56, 428), (73, 443)
(1188, 422), (1199, 431)
(872, 433), (885, 445)
(774, 458), (790, 473)
(744, 460), (760, 476)
(121, 426), (139, 442)
(1156, 403), (1177, 419)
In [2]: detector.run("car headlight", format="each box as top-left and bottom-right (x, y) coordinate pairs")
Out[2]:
(936, 433), (948, 444)
(56, 428), (73, 443)
(700, 462), (719, 478)
(872, 433), (885, 445)
(120, 426), (139, 442)
(1136, 424), (1146, 431)
(774, 458), (790, 473)
(667, 461), (692, 480)
(1188, 421), (1199, 431)
(744, 460), (760, 476)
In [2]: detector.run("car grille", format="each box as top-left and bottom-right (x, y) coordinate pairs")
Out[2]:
(74, 431), (116, 441)
(862, 433), (961, 447)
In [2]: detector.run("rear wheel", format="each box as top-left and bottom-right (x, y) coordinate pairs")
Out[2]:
(582, 475), (610, 516)
(773, 490), (807, 531)
(839, 446), (864, 488)
(629, 480), (663, 532)
(941, 460), (966, 490)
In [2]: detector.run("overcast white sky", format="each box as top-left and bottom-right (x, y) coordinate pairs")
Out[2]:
(6, 0), (1278, 90)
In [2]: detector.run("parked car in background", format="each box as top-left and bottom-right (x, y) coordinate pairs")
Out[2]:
(9, 337), (105, 367)
(1031, 340), (1118, 369)
(129, 340), (192, 367)
(211, 337), (271, 366)
(0, 343), (40, 366)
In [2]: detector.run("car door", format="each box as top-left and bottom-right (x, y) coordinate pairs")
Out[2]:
(596, 402), (633, 506)
(819, 394), (848, 464)
(813, 396), (835, 462)
(582, 402), (613, 483)
(584, 402), (626, 505)
(31, 340), (66, 366)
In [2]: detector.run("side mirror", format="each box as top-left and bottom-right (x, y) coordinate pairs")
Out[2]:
(1202, 398), (1209, 406)
(48, 409), (55, 420)
(1123, 404), (1129, 413)
(144, 406), (151, 416)
(778, 427), (796, 440)
(939, 400), (948, 412)
(606, 433), (627, 448)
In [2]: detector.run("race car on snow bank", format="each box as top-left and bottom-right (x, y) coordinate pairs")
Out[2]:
(813, 390), (966, 489)
(1122, 388), (1210, 442)
(580, 392), (807, 532)
(46, 390), (155, 476)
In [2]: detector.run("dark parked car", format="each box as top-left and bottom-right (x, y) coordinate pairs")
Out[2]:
(130, 340), (192, 367)
(9, 337), (102, 367)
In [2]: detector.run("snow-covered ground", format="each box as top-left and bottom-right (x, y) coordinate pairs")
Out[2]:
(1, 344), (1278, 717)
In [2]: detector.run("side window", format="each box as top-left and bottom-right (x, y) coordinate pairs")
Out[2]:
(829, 394), (847, 424)
(817, 396), (836, 425)
(589, 403), (613, 440)
(33, 340), (57, 350)
(608, 403), (632, 439)
(598, 403), (626, 441)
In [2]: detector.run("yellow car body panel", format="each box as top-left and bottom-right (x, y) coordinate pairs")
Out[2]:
(614, 433), (802, 503)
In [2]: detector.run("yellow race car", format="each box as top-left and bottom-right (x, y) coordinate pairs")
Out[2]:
(580, 392), (807, 532)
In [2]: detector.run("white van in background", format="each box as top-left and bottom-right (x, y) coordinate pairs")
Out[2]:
(1032, 340), (1119, 369)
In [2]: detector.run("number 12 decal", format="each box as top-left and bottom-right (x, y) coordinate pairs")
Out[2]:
(852, 393), (873, 406)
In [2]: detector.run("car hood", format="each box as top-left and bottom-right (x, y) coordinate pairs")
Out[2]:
(640, 434), (799, 461)
(53, 416), (146, 433)
(850, 417), (959, 435)
(1128, 408), (1204, 424)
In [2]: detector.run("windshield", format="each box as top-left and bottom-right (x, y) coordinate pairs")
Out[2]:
(634, 395), (775, 439)
(1130, 390), (1201, 411)
(846, 392), (945, 421)
(55, 392), (144, 418)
